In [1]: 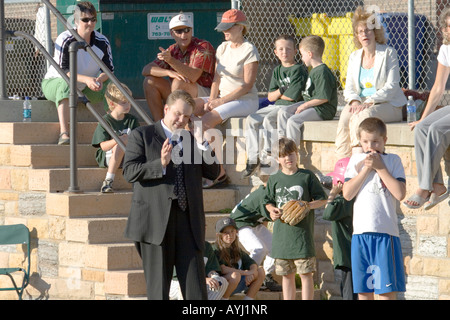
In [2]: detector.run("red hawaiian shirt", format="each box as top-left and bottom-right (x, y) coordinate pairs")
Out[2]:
(153, 37), (215, 88)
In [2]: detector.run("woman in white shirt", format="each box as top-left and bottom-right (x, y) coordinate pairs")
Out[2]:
(335, 6), (406, 158)
(403, 7), (450, 209)
(194, 9), (259, 188)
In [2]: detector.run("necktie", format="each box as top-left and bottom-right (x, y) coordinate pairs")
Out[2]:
(172, 138), (187, 211)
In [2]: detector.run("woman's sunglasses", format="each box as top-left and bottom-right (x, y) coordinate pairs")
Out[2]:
(80, 17), (97, 23)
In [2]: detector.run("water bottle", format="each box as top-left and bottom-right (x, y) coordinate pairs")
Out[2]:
(406, 96), (416, 123)
(23, 96), (32, 122)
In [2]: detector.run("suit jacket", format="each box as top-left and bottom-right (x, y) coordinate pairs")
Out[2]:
(122, 120), (220, 250)
(343, 44), (407, 107)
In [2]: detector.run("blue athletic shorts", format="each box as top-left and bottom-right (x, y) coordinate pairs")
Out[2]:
(351, 233), (406, 295)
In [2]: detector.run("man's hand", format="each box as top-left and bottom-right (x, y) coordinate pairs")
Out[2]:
(157, 47), (172, 62)
(161, 138), (172, 168)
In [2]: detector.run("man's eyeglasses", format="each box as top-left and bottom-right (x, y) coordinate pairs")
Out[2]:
(80, 17), (97, 23)
(172, 28), (192, 35)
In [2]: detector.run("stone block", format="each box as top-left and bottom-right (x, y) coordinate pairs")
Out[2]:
(84, 244), (142, 270)
(417, 235), (447, 258)
(46, 192), (132, 217)
(66, 218), (129, 244)
(104, 270), (146, 296)
(18, 192), (46, 216)
(59, 242), (86, 268)
(404, 275), (439, 300)
(417, 215), (439, 234)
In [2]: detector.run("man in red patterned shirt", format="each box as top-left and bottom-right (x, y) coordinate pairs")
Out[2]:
(142, 13), (216, 121)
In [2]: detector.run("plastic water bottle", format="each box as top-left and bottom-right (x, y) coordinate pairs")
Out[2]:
(406, 96), (416, 123)
(23, 97), (32, 122)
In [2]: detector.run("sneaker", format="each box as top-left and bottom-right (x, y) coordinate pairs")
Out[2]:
(241, 159), (260, 179)
(101, 179), (114, 193)
(263, 274), (282, 292)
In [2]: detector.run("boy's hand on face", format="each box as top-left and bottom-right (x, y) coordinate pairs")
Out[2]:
(365, 152), (385, 172)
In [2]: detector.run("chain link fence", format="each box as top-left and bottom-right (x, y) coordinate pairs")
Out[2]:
(3, 0), (450, 104)
(241, 0), (450, 105)
(3, 0), (55, 98)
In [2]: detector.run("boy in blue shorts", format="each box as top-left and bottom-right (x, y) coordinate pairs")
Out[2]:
(343, 117), (406, 300)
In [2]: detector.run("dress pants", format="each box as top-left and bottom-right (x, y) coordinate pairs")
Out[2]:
(136, 201), (207, 300)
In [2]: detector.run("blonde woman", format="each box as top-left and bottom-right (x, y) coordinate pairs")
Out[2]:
(335, 6), (406, 158)
(403, 7), (450, 209)
(194, 9), (260, 188)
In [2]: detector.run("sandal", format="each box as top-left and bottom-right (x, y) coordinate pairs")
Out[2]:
(424, 190), (449, 210)
(203, 174), (228, 189)
(402, 193), (430, 209)
(58, 132), (70, 145)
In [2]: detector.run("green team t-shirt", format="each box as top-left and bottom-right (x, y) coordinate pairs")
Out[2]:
(268, 63), (308, 105)
(230, 185), (269, 229)
(303, 63), (338, 120)
(91, 113), (140, 167)
(264, 168), (327, 259)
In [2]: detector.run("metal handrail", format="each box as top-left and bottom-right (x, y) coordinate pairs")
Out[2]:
(6, 29), (127, 192)
(40, 0), (154, 126)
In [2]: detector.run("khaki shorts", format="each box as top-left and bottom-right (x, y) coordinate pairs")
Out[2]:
(275, 257), (316, 276)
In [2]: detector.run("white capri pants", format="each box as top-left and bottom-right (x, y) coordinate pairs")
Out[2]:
(238, 224), (275, 275)
(200, 97), (259, 120)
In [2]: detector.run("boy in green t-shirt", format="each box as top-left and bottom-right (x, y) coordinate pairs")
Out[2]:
(277, 35), (338, 146)
(242, 35), (308, 178)
(264, 138), (327, 300)
(91, 82), (140, 193)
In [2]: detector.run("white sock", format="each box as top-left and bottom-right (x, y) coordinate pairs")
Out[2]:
(221, 297), (229, 300)
(243, 296), (254, 300)
(106, 173), (115, 181)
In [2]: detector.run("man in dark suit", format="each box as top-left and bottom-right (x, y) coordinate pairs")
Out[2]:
(123, 90), (220, 300)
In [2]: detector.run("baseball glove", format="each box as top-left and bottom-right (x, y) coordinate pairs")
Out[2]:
(280, 200), (310, 226)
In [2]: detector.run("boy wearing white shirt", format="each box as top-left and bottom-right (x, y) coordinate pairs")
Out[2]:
(343, 117), (406, 300)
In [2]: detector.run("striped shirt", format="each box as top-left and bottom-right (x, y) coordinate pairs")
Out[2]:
(44, 29), (114, 90)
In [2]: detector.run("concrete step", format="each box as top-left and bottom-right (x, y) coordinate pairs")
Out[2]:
(46, 188), (239, 217)
(104, 269), (320, 300)
(84, 242), (142, 271)
(230, 289), (322, 300)
(0, 144), (97, 168)
(104, 270), (146, 296)
(0, 122), (97, 145)
(66, 217), (130, 244)
(29, 167), (131, 192)
(0, 99), (152, 123)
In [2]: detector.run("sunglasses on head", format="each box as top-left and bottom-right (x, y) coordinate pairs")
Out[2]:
(80, 17), (97, 23)
(172, 27), (191, 35)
